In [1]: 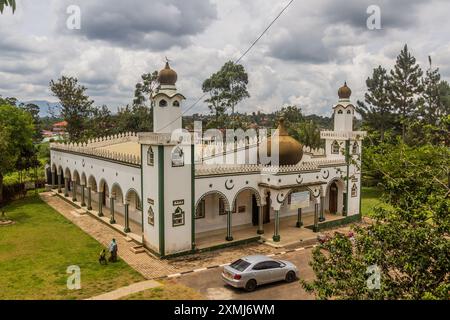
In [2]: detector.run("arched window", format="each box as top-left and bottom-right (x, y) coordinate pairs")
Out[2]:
(352, 141), (359, 154)
(172, 207), (185, 227)
(148, 206), (154, 225)
(331, 141), (340, 154)
(173, 100), (180, 107)
(196, 199), (205, 219)
(351, 183), (358, 197)
(171, 146), (184, 167)
(337, 110), (343, 114)
(347, 110), (352, 114)
(147, 147), (154, 166)
(219, 197), (226, 215)
(159, 99), (167, 107)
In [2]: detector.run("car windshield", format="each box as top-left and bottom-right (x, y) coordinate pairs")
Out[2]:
(230, 259), (251, 272)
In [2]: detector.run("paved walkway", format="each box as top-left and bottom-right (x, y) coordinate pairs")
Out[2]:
(85, 280), (161, 300)
(40, 192), (178, 279)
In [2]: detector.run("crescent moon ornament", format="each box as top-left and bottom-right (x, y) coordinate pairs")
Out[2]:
(296, 175), (303, 184)
(276, 193), (285, 204)
(225, 179), (234, 190)
(322, 170), (329, 179)
(313, 188), (321, 198)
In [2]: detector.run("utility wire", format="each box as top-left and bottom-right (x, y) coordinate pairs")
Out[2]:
(157, 0), (295, 132)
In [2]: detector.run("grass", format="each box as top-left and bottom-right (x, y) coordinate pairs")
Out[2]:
(361, 186), (390, 216)
(121, 280), (203, 300)
(0, 194), (144, 300)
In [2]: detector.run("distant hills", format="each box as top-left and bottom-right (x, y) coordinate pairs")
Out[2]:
(21, 100), (61, 118)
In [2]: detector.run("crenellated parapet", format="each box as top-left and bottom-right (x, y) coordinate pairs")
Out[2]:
(50, 132), (141, 165)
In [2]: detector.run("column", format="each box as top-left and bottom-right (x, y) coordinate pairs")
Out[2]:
(80, 185), (86, 207)
(296, 208), (303, 228)
(72, 182), (77, 202)
(124, 203), (131, 233)
(319, 196), (325, 222)
(257, 205), (264, 234)
(51, 171), (56, 189)
(225, 210), (233, 241)
(57, 174), (62, 193)
(87, 187), (92, 210)
(64, 178), (69, 197)
(313, 201), (319, 232)
(343, 192), (348, 217)
(109, 197), (116, 224)
(273, 210), (280, 242)
(98, 192), (104, 217)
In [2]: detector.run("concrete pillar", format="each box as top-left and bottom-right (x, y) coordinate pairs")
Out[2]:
(64, 178), (69, 197)
(319, 196), (325, 222)
(273, 210), (280, 242)
(98, 192), (104, 217)
(80, 185), (86, 207)
(124, 203), (130, 233)
(87, 187), (92, 210)
(225, 210), (233, 241)
(109, 197), (116, 224)
(296, 208), (303, 228)
(72, 182), (77, 202)
(257, 205), (264, 234)
(57, 174), (62, 193)
(313, 202), (319, 232)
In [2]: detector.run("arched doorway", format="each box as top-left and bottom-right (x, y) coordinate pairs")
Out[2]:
(329, 182), (338, 214)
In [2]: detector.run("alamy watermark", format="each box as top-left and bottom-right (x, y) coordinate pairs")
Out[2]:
(66, 265), (81, 290)
(366, 5), (382, 30)
(66, 5), (81, 30)
(366, 264), (381, 290)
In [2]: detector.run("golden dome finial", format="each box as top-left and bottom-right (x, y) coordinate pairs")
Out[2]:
(158, 59), (177, 85)
(338, 81), (351, 99)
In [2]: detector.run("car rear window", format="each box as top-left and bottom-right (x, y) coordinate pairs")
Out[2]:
(230, 259), (251, 272)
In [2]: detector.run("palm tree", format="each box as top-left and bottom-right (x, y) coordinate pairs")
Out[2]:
(0, 0), (16, 14)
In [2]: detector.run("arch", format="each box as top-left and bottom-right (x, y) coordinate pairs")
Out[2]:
(231, 187), (262, 209)
(195, 190), (230, 212)
(159, 99), (167, 107)
(99, 178), (109, 195)
(331, 140), (340, 154)
(64, 167), (72, 178)
(72, 170), (80, 184)
(88, 175), (98, 191)
(57, 165), (63, 175)
(173, 100), (180, 107)
(111, 183), (124, 203)
(125, 188), (141, 210)
(281, 186), (315, 206)
(324, 177), (345, 196)
(337, 109), (343, 114)
(51, 163), (57, 172)
(81, 172), (87, 186)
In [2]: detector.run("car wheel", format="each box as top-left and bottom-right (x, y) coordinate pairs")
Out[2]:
(285, 271), (296, 283)
(245, 279), (257, 292)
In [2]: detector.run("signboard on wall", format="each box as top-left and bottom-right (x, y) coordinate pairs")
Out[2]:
(290, 191), (310, 209)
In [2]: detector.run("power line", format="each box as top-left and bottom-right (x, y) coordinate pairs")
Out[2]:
(157, 0), (295, 132)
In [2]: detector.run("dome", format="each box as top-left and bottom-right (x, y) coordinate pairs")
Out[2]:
(338, 82), (351, 99)
(259, 118), (303, 166)
(158, 61), (177, 85)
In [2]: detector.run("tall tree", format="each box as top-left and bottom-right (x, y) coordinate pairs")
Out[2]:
(133, 71), (159, 107)
(302, 143), (450, 300)
(87, 105), (114, 138)
(389, 44), (423, 141)
(0, 0), (15, 13)
(357, 66), (393, 142)
(49, 76), (94, 142)
(296, 120), (322, 149)
(202, 61), (250, 128)
(19, 103), (42, 142)
(0, 104), (35, 203)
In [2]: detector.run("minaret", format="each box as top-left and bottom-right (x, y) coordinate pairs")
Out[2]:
(333, 82), (354, 132)
(152, 61), (186, 134)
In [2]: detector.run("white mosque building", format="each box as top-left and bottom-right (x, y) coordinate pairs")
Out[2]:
(49, 62), (366, 258)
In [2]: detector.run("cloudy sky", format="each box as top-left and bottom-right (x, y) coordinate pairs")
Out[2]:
(1, 0), (449, 116)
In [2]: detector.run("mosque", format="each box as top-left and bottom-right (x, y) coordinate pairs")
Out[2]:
(49, 62), (366, 258)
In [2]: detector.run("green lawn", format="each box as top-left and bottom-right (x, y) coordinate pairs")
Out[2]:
(0, 195), (144, 300)
(361, 186), (388, 216)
